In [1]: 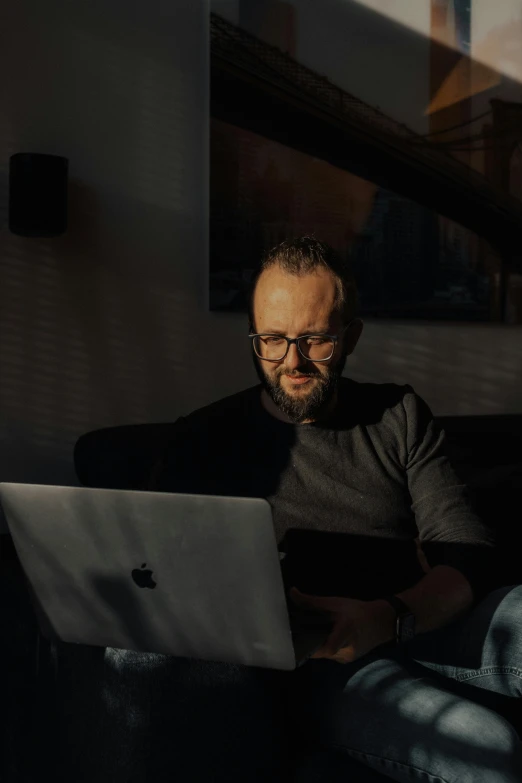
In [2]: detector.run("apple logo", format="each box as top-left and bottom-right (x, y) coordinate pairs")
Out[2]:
(131, 563), (157, 589)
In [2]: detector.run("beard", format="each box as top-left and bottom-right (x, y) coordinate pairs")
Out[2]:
(253, 351), (348, 424)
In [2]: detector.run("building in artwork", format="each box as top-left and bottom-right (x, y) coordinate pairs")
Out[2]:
(210, 2), (518, 321)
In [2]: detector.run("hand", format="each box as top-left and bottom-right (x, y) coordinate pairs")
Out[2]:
(290, 587), (395, 664)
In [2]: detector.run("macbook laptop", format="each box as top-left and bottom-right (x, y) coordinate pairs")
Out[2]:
(0, 483), (332, 671)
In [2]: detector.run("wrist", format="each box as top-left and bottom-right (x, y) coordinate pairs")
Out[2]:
(368, 599), (397, 645)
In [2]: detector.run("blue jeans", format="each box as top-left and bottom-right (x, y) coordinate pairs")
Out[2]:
(52, 585), (522, 782)
(287, 584), (522, 782)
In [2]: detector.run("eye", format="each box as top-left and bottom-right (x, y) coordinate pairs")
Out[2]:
(263, 336), (285, 345)
(305, 337), (327, 345)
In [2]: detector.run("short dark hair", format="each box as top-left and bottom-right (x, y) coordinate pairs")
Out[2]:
(248, 236), (358, 329)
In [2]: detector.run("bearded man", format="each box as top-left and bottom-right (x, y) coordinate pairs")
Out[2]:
(152, 237), (521, 783)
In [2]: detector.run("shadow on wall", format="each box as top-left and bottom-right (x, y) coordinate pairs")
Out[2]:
(345, 320), (522, 416)
(0, 182), (198, 485)
(1, 0), (521, 494)
(0, 0), (213, 486)
(234, 0), (522, 136)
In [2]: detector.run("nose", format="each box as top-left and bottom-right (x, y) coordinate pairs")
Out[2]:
(284, 342), (305, 372)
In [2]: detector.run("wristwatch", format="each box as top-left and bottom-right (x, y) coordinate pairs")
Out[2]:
(383, 595), (416, 644)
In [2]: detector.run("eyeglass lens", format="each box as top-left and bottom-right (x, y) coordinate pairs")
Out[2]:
(253, 335), (334, 361)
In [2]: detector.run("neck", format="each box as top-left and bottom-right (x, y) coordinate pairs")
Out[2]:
(260, 387), (339, 425)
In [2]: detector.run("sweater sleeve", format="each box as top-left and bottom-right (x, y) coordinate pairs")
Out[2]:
(402, 385), (500, 604)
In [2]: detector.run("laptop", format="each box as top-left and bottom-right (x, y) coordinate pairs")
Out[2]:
(0, 483), (332, 671)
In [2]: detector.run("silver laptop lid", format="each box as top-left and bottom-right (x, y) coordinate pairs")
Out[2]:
(0, 484), (297, 670)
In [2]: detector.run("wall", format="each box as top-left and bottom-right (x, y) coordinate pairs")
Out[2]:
(0, 0), (521, 488)
(0, 0), (213, 484)
(349, 319), (521, 415)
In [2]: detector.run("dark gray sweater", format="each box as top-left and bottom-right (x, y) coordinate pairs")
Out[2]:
(155, 378), (498, 603)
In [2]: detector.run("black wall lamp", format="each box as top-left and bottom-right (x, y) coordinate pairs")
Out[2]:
(9, 152), (68, 237)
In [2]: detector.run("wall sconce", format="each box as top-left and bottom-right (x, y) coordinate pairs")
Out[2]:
(9, 153), (68, 237)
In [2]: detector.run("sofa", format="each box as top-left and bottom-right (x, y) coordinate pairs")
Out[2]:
(74, 413), (522, 588)
(2, 412), (521, 781)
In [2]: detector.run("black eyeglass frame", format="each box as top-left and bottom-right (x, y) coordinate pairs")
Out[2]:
(249, 320), (354, 363)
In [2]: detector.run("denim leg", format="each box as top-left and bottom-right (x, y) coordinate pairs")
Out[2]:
(405, 584), (522, 700)
(286, 629), (522, 782)
(55, 646), (287, 783)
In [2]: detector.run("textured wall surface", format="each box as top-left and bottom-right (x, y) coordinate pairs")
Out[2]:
(0, 0), (520, 489)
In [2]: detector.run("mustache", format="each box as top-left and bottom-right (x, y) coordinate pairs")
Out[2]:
(276, 368), (322, 379)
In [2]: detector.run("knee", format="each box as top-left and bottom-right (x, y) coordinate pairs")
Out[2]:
(488, 585), (522, 663)
(431, 703), (522, 782)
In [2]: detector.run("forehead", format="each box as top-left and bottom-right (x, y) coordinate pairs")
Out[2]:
(253, 266), (340, 331)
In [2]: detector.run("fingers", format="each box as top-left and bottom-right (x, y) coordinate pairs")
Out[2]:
(310, 619), (354, 661)
(290, 587), (335, 611)
(311, 642), (355, 663)
(323, 625), (346, 656)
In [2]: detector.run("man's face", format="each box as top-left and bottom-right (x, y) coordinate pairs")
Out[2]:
(252, 266), (360, 423)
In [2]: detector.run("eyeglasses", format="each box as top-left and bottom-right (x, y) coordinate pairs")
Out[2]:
(249, 322), (353, 363)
